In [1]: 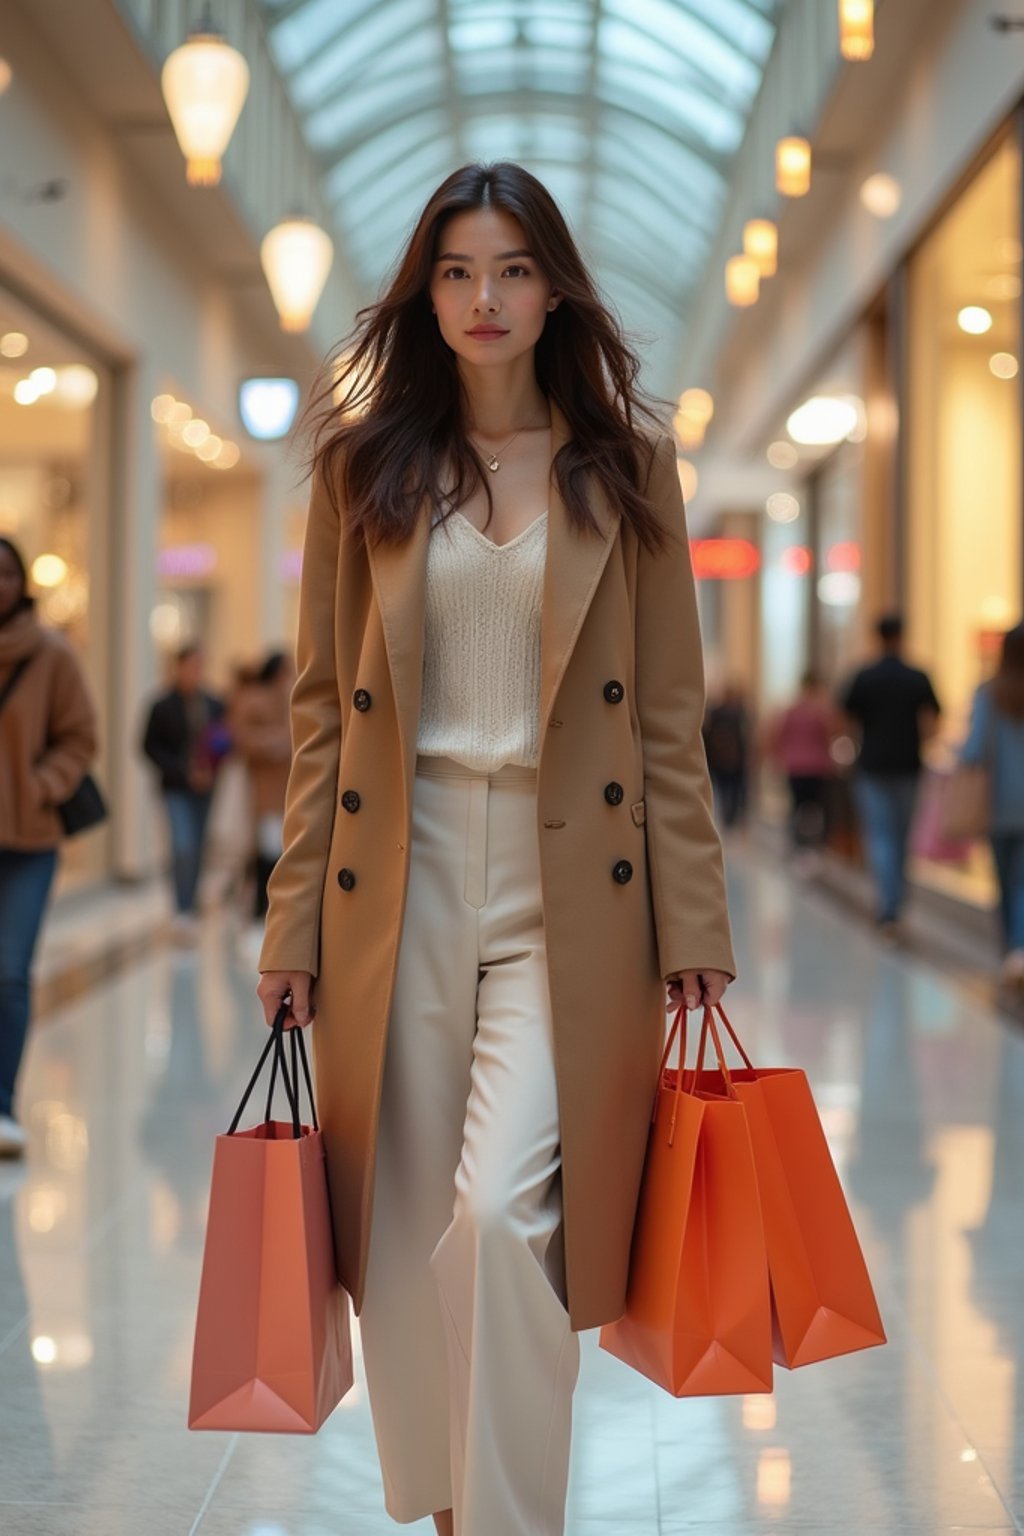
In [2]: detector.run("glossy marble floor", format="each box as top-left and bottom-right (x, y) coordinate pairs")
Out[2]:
(2, 851), (1023, 1535)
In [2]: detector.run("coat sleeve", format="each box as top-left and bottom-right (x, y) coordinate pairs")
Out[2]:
(635, 433), (736, 981)
(35, 643), (98, 805)
(259, 469), (343, 977)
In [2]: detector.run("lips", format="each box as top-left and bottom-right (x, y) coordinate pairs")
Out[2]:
(466, 327), (509, 338)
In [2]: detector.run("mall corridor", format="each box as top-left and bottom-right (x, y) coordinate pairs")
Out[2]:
(0, 849), (1022, 1536)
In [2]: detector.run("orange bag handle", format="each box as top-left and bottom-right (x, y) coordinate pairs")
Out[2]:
(710, 1003), (755, 1070)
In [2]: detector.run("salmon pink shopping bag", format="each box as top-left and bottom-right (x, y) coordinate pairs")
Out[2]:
(188, 1010), (353, 1432)
(694, 1006), (887, 1370)
(600, 1006), (773, 1396)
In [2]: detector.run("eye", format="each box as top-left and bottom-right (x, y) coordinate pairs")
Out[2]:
(441, 266), (468, 279)
(503, 265), (530, 277)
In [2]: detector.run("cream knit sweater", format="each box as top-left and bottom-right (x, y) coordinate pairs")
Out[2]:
(416, 510), (547, 772)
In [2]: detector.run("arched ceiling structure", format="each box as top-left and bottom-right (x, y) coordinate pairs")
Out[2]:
(259, 0), (782, 396)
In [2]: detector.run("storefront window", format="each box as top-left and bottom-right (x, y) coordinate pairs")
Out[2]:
(909, 133), (1023, 739)
(0, 288), (111, 893)
(908, 133), (1023, 906)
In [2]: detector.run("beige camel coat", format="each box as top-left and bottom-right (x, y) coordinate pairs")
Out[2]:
(260, 405), (735, 1331)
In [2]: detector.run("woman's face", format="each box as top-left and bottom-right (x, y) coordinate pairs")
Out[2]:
(0, 546), (25, 621)
(429, 206), (561, 369)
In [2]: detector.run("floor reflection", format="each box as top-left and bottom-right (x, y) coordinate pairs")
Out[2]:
(0, 856), (1021, 1534)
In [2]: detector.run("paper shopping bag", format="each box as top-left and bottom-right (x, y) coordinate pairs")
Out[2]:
(189, 1014), (353, 1432)
(600, 1007), (773, 1396)
(697, 1007), (887, 1370)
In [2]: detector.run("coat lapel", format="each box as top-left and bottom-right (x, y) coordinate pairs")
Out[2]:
(539, 402), (619, 729)
(366, 505), (431, 809)
(367, 399), (619, 804)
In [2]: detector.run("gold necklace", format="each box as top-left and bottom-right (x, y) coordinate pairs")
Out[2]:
(470, 409), (547, 473)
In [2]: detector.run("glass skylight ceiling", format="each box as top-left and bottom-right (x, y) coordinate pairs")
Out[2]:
(259, 0), (782, 393)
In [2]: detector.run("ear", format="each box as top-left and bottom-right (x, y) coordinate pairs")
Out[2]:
(547, 293), (563, 312)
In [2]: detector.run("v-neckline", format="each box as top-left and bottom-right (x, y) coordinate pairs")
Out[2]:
(452, 509), (548, 551)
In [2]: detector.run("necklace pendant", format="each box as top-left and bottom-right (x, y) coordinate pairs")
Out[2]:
(486, 455), (500, 472)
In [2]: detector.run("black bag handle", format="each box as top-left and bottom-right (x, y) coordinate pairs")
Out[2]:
(228, 1004), (317, 1139)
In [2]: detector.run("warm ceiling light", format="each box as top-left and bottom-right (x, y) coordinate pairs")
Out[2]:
(167, 400), (192, 427)
(786, 395), (860, 445)
(767, 439), (799, 469)
(182, 418), (211, 447)
(984, 273), (1022, 301)
(261, 217), (334, 333)
(196, 434), (223, 462)
(673, 413), (705, 450)
(776, 137), (811, 198)
(0, 331), (28, 358)
(160, 9), (250, 187)
(678, 388), (714, 425)
(54, 365), (99, 407)
(215, 440), (241, 469)
(150, 394), (176, 423)
(725, 254), (760, 307)
(743, 219), (778, 277)
(839, 0), (874, 60)
(958, 306), (993, 335)
(860, 173), (901, 218)
(29, 367), (57, 395)
(990, 352), (1019, 379)
(766, 492), (800, 523)
(31, 553), (69, 588)
(0, 59), (12, 96)
(13, 379), (41, 405)
(676, 458), (699, 502)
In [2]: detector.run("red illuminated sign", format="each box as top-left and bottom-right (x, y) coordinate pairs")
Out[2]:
(825, 541), (861, 573)
(780, 546), (813, 575)
(690, 538), (761, 580)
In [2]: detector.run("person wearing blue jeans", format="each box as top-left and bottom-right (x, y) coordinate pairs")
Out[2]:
(0, 535), (98, 1156)
(961, 623), (1024, 987)
(841, 614), (941, 933)
(142, 645), (227, 938)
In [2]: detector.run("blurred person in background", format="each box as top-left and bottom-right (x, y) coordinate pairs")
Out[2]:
(0, 536), (97, 1157)
(702, 680), (750, 829)
(840, 614), (940, 936)
(767, 671), (840, 866)
(231, 648), (295, 922)
(960, 622), (1024, 988)
(141, 644), (228, 942)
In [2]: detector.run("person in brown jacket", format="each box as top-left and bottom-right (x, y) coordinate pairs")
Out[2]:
(0, 536), (97, 1157)
(231, 649), (295, 919)
(256, 164), (735, 1536)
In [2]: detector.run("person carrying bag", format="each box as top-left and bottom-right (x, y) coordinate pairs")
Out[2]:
(0, 536), (100, 1159)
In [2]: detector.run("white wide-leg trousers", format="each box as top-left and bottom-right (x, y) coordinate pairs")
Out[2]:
(359, 755), (581, 1536)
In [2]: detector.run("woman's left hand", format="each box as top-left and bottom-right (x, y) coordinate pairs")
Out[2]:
(667, 969), (732, 1011)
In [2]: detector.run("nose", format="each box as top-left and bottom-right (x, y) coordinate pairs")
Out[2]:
(471, 280), (500, 315)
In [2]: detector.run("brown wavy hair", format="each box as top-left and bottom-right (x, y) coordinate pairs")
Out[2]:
(304, 162), (669, 551)
(993, 622), (1024, 719)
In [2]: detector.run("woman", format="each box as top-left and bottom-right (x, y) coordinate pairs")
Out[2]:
(256, 163), (735, 1536)
(770, 672), (840, 857)
(962, 622), (1024, 987)
(0, 536), (97, 1156)
(231, 649), (295, 919)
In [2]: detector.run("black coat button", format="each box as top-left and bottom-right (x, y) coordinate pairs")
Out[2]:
(353, 689), (372, 712)
(337, 867), (356, 891)
(612, 859), (633, 884)
(341, 790), (361, 813)
(604, 781), (624, 806)
(603, 680), (625, 704)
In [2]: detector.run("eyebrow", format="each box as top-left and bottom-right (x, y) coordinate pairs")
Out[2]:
(435, 249), (534, 262)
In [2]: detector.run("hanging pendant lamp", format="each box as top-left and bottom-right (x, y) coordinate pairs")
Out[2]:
(743, 219), (778, 277)
(839, 0), (875, 61)
(261, 216), (335, 333)
(161, 5), (250, 187)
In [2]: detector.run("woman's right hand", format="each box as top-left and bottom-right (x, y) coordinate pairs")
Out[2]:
(257, 970), (316, 1029)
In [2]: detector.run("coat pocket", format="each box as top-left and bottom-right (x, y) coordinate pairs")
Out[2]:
(630, 799), (646, 827)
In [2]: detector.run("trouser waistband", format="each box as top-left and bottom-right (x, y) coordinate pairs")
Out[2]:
(415, 753), (537, 783)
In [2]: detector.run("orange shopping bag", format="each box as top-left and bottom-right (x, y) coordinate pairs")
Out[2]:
(188, 1010), (353, 1432)
(600, 1006), (773, 1396)
(696, 1006), (886, 1370)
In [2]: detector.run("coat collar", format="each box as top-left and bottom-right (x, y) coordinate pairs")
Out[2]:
(366, 399), (619, 796)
